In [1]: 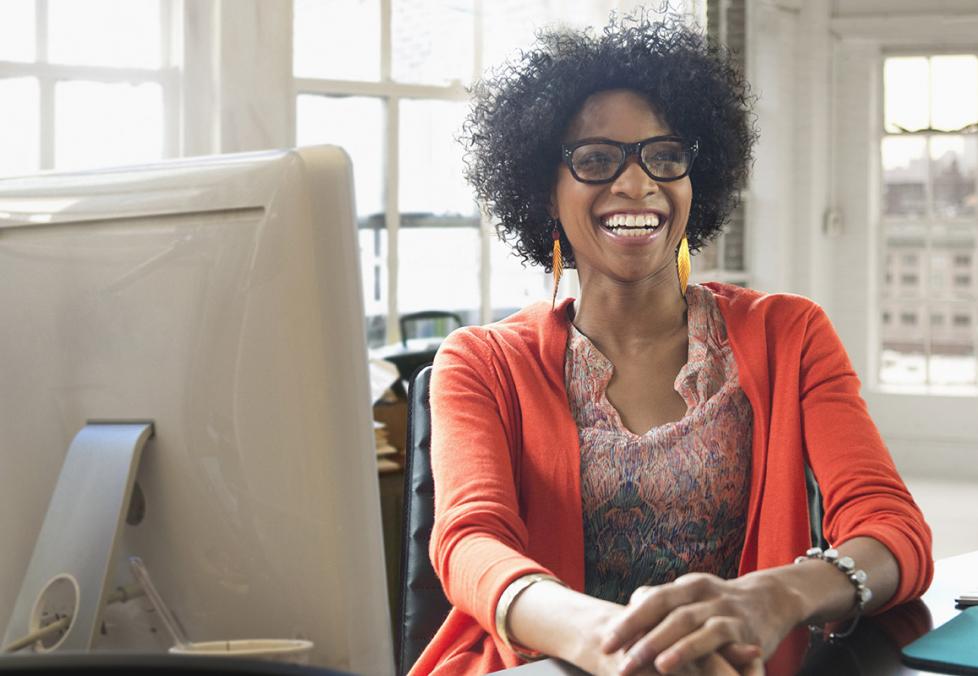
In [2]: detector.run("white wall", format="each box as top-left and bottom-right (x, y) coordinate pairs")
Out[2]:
(747, 0), (978, 479)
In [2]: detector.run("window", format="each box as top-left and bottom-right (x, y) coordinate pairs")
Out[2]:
(293, 0), (589, 347)
(294, 1), (710, 346)
(0, 0), (178, 178)
(879, 54), (978, 390)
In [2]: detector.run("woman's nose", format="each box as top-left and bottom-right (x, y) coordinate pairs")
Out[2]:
(611, 158), (659, 199)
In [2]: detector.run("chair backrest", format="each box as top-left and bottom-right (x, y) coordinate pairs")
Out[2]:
(399, 311), (463, 347)
(397, 365), (451, 675)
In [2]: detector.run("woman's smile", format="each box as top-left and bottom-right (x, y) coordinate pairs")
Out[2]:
(596, 209), (669, 243)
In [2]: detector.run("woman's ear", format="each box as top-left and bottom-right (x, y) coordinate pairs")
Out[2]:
(547, 193), (559, 221)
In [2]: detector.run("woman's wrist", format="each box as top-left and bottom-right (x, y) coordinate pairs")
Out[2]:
(504, 579), (620, 668)
(745, 537), (899, 629)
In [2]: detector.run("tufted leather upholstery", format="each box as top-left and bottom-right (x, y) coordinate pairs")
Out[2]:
(397, 366), (452, 675)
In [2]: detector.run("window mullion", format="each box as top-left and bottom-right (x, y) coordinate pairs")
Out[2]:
(380, 0), (391, 82)
(36, 0), (54, 170)
(386, 95), (400, 343)
(924, 133), (933, 386)
(380, 0), (397, 341)
(473, 0), (491, 324)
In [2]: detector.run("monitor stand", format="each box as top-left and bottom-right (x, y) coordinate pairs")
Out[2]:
(2, 422), (153, 653)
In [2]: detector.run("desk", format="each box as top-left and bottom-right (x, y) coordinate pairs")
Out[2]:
(370, 338), (442, 383)
(494, 550), (978, 676)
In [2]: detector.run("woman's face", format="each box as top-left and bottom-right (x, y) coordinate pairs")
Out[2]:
(551, 89), (693, 286)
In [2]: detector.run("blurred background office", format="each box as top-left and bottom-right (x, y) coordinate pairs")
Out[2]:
(1, 0), (975, 559)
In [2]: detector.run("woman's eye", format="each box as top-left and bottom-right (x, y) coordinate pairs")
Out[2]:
(578, 152), (615, 168)
(651, 151), (682, 164)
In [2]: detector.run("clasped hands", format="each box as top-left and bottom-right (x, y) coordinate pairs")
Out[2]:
(577, 572), (805, 676)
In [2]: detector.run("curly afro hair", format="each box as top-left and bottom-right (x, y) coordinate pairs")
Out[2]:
(461, 9), (757, 271)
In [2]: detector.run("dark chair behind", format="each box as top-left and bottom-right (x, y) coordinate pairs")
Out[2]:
(399, 311), (463, 348)
(395, 365), (827, 675)
(397, 366), (451, 675)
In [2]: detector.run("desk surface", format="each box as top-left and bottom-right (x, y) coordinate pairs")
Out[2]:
(494, 550), (978, 676)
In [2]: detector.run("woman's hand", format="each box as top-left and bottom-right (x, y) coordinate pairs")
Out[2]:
(580, 634), (763, 676)
(559, 591), (764, 676)
(504, 576), (768, 676)
(599, 572), (807, 675)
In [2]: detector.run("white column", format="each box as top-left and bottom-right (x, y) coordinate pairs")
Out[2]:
(180, 0), (293, 157)
(744, 0), (798, 294)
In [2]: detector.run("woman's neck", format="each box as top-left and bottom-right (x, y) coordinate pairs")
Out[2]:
(570, 272), (688, 355)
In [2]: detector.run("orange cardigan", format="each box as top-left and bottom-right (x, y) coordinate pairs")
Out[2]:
(410, 283), (933, 676)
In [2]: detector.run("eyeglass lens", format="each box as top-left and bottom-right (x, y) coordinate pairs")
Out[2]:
(570, 140), (691, 181)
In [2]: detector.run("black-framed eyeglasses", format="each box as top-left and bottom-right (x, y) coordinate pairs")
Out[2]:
(560, 136), (700, 184)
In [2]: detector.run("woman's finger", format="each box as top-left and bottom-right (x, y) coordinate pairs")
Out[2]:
(602, 574), (721, 653)
(718, 642), (762, 667)
(614, 603), (718, 675)
(651, 617), (749, 675)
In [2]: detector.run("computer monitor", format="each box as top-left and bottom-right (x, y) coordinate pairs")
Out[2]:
(0, 147), (394, 675)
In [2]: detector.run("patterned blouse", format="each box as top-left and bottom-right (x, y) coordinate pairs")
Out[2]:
(564, 284), (753, 604)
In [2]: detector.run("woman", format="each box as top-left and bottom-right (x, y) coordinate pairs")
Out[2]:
(409, 12), (932, 676)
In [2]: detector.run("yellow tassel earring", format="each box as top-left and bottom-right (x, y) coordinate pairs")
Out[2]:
(550, 223), (563, 310)
(677, 236), (690, 298)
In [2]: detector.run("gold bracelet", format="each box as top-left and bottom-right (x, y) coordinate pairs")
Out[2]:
(494, 573), (566, 660)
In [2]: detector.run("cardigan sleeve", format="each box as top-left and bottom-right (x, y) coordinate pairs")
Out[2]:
(797, 304), (933, 612)
(427, 328), (557, 642)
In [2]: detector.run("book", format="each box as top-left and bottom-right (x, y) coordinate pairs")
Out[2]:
(902, 606), (978, 674)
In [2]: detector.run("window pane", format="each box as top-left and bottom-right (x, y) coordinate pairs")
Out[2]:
(490, 231), (548, 320)
(398, 227), (480, 324)
(55, 81), (163, 171)
(929, 300), (976, 386)
(930, 55), (978, 132)
(360, 228), (388, 346)
(482, 0), (549, 72)
(879, 302), (927, 386)
(48, 0), (160, 68)
(884, 236), (926, 299)
(884, 57), (929, 133)
(399, 99), (474, 215)
(723, 203), (746, 270)
(296, 94), (384, 217)
(696, 238), (720, 272)
(882, 136), (927, 218)
(0, 0), (35, 62)
(930, 232), (977, 301)
(392, 0), (474, 85)
(293, 0), (380, 81)
(931, 135), (977, 219)
(0, 78), (40, 177)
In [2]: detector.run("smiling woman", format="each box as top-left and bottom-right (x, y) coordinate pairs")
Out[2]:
(410, 9), (933, 676)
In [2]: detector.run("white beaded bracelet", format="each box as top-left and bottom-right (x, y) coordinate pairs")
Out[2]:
(794, 547), (872, 640)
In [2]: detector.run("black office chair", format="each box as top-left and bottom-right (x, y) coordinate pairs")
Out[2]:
(399, 311), (464, 348)
(397, 365), (451, 676)
(395, 365), (828, 675)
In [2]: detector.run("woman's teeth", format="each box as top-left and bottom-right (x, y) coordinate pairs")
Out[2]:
(601, 213), (663, 237)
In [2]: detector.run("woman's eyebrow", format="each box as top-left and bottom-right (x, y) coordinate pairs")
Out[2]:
(567, 134), (676, 145)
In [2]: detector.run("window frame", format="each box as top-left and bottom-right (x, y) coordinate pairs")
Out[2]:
(0, 0), (181, 174)
(878, 48), (978, 392)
